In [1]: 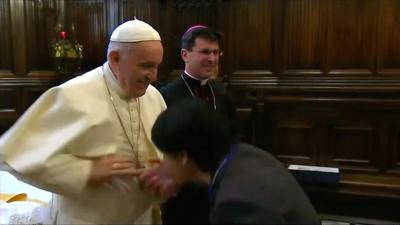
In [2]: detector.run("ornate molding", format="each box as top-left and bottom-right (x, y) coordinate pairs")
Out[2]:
(229, 75), (400, 93)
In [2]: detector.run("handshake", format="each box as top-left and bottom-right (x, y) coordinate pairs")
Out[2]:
(87, 154), (179, 199)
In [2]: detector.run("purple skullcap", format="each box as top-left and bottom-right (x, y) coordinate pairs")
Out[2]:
(184, 25), (208, 35)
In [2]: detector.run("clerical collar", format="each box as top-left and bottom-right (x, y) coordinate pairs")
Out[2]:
(184, 71), (209, 86)
(103, 62), (129, 99)
(181, 72), (217, 111)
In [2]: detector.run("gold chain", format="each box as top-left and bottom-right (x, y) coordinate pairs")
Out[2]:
(101, 67), (142, 168)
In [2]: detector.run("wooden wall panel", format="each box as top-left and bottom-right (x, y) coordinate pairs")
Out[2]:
(63, 0), (158, 72)
(66, 0), (108, 71)
(280, 0), (324, 75)
(273, 123), (317, 165)
(0, 78), (54, 135)
(0, 0), (13, 76)
(229, 90), (400, 211)
(0, 88), (17, 113)
(327, 125), (378, 171)
(229, 0), (274, 75)
(377, 0), (400, 75)
(0, 86), (20, 134)
(391, 129), (400, 172)
(397, 134), (400, 167)
(235, 107), (255, 143)
(2, 0), (400, 79)
(9, 0), (26, 77)
(326, 0), (377, 75)
(24, 0), (58, 74)
(118, 0), (153, 22)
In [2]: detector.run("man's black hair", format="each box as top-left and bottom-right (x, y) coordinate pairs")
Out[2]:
(181, 27), (222, 51)
(152, 98), (232, 172)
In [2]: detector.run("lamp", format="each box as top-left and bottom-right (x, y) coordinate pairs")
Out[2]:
(52, 24), (83, 76)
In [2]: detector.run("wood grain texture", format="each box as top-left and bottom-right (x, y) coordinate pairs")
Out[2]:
(0, 0), (13, 76)
(24, 0), (58, 73)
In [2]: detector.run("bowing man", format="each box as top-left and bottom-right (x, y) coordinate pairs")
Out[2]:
(0, 19), (176, 224)
(143, 99), (320, 225)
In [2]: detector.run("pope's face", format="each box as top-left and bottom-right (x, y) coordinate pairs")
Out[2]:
(181, 38), (220, 80)
(113, 41), (163, 98)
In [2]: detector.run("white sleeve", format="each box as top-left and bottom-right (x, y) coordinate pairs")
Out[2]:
(0, 87), (92, 196)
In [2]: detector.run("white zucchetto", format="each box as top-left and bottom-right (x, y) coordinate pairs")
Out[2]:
(110, 19), (161, 42)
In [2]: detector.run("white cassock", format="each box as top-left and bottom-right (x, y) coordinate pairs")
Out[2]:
(0, 62), (166, 224)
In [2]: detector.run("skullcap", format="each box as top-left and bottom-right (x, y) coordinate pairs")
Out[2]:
(110, 18), (160, 42)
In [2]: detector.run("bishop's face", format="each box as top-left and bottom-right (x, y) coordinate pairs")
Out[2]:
(112, 40), (163, 98)
(182, 38), (221, 80)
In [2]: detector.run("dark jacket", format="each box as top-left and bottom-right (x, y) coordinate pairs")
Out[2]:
(160, 73), (234, 118)
(210, 142), (320, 224)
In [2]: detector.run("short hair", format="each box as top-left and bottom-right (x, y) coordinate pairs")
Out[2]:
(152, 99), (232, 172)
(181, 26), (222, 51)
(106, 41), (134, 60)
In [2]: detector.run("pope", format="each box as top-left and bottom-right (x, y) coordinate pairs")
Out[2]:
(0, 19), (174, 224)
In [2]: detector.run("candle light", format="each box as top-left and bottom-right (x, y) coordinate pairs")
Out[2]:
(59, 31), (67, 40)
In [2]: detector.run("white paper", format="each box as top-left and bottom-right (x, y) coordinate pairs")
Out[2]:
(288, 164), (339, 173)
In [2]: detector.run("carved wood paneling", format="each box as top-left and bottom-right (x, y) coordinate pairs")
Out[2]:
(230, 76), (400, 95)
(0, 0), (13, 76)
(327, 125), (378, 171)
(230, 81), (400, 171)
(118, 0), (153, 22)
(0, 78), (54, 136)
(397, 135), (400, 167)
(235, 107), (255, 143)
(3, 0), (400, 79)
(326, 0), (377, 75)
(391, 129), (400, 171)
(24, 0), (58, 73)
(0, 86), (20, 136)
(229, 0), (274, 75)
(377, 0), (400, 75)
(0, 88), (18, 113)
(172, 0), (217, 11)
(10, 0), (26, 76)
(65, 0), (108, 70)
(280, 0), (324, 75)
(273, 123), (317, 165)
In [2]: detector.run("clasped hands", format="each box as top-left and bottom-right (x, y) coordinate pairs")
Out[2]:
(88, 154), (178, 199)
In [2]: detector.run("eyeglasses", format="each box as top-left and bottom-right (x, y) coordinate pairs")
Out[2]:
(191, 49), (223, 57)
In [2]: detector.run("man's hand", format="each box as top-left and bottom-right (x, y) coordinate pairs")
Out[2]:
(138, 160), (179, 199)
(88, 154), (140, 186)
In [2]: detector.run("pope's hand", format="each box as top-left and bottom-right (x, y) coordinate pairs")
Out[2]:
(88, 154), (140, 186)
(138, 161), (179, 199)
